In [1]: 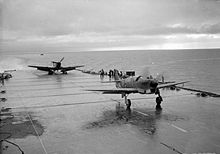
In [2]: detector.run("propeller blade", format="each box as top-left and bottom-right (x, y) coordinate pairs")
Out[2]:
(4, 69), (16, 73)
(155, 72), (170, 83)
(141, 66), (151, 79)
(60, 57), (64, 62)
(155, 73), (163, 81)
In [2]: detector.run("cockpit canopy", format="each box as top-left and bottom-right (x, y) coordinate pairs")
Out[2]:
(135, 76), (143, 81)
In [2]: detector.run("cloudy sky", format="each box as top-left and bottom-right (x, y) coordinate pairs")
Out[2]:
(1, 0), (220, 53)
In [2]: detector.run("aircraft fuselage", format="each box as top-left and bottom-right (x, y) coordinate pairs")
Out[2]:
(117, 76), (158, 93)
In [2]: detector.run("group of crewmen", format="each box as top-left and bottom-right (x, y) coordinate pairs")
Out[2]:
(99, 69), (125, 78)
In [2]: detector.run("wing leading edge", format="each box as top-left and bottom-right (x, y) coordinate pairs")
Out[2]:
(86, 88), (139, 94)
(28, 65), (53, 72)
(28, 65), (84, 72)
(157, 81), (190, 89)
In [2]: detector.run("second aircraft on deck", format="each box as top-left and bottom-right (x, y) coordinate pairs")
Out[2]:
(28, 57), (84, 75)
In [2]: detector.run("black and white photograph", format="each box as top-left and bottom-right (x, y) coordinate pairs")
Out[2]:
(1, 0), (220, 154)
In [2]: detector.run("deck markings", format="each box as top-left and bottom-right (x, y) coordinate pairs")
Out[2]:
(19, 94), (48, 154)
(133, 109), (149, 117)
(171, 124), (188, 133)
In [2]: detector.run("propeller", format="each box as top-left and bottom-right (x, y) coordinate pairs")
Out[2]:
(155, 72), (165, 83)
(140, 67), (151, 79)
(59, 57), (64, 63)
(52, 57), (64, 64)
(4, 70), (16, 73)
(140, 67), (169, 83)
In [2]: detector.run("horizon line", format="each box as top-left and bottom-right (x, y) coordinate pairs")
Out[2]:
(1, 47), (220, 55)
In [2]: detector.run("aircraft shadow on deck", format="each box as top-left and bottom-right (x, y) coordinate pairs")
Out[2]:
(84, 105), (189, 135)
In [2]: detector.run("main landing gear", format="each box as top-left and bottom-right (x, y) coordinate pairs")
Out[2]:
(155, 88), (163, 110)
(62, 71), (67, 74)
(122, 94), (131, 110)
(122, 89), (163, 111)
(48, 71), (54, 75)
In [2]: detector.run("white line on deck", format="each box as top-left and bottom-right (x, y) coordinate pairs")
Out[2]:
(19, 94), (48, 154)
(133, 109), (149, 117)
(171, 124), (188, 133)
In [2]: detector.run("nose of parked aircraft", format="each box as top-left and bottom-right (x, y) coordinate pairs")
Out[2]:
(150, 80), (158, 89)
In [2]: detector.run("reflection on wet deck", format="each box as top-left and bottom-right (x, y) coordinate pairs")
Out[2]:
(85, 105), (189, 136)
(1, 108), (44, 153)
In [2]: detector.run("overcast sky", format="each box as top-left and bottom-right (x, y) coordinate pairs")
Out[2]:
(1, 0), (220, 53)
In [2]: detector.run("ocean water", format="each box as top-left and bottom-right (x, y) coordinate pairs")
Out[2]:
(1, 49), (220, 93)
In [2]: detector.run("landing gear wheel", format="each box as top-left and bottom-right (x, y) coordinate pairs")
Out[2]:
(62, 71), (67, 74)
(126, 99), (131, 110)
(155, 96), (162, 110)
(48, 71), (53, 75)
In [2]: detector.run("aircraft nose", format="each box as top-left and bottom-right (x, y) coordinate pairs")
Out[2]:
(150, 81), (158, 88)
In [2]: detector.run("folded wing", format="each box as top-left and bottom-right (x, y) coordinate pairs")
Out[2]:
(61, 65), (84, 72)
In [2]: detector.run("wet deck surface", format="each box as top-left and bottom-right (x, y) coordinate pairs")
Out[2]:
(1, 70), (220, 154)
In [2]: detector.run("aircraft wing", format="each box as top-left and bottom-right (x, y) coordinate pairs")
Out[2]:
(86, 81), (190, 94)
(61, 65), (84, 72)
(28, 65), (53, 72)
(86, 88), (139, 94)
(101, 80), (121, 83)
(157, 81), (190, 89)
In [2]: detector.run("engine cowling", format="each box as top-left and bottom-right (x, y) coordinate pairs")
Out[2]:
(138, 89), (146, 94)
(150, 88), (156, 94)
(149, 80), (158, 94)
